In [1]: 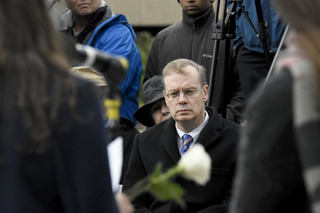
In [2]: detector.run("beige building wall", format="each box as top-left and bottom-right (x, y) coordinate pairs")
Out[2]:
(106, 0), (225, 27)
(107, 0), (181, 26)
(51, 0), (226, 27)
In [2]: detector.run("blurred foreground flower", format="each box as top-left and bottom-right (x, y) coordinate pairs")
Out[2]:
(125, 143), (211, 209)
(177, 143), (212, 185)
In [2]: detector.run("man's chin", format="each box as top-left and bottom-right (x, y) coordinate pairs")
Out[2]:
(175, 114), (193, 122)
(185, 10), (201, 17)
(78, 9), (93, 16)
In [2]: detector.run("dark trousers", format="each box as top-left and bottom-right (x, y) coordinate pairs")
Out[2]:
(236, 44), (275, 101)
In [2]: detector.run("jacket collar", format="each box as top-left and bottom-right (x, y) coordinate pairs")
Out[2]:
(182, 5), (215, 30)
(197, 107), (223, 148)
(75, 6), (110, 43)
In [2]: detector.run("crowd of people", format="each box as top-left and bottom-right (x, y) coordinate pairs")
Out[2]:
(0, 0), (319, 213)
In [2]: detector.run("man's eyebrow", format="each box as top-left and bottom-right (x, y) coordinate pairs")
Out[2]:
(167, 87), (197, 91)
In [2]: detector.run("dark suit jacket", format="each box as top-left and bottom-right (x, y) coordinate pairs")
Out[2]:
(123, 107), (240, 213)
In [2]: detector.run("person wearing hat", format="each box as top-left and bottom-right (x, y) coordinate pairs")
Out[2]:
(143, 0), (244, 125)
(133, 75), (171, 128)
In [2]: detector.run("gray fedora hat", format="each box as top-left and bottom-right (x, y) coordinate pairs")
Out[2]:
(133, 75), (164, 127)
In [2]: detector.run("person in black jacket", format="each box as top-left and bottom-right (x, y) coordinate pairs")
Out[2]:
(123, 59), (240, 213)
(144, 0), (244, 124)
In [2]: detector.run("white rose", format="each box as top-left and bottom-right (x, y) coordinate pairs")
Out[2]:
(177, 143), (211, 185)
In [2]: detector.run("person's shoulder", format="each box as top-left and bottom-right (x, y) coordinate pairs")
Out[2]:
(96, 13), (130, 31)
(139, 118), (172, 137)
(244, 70), (293, 127)
(133, 119), (173, 152)
(207, 107), (240, 126)
(104, 13), (136, 30)
(251, 70), (292, 110)
(155, 22), (183, 39)
(101, 14), (136, 38)
(106, 14), (129, 25)
(205, 108), (241, 139)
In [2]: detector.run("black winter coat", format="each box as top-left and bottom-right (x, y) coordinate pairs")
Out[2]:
(123, 107), (240, 213)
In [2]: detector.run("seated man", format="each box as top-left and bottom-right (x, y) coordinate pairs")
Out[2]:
(133, 75), (171, 128)
(123, 59), (241, 213)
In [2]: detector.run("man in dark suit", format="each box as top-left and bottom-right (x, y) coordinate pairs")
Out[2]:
(123, 59), (240, 213)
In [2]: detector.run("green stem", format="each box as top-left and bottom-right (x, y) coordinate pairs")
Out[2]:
(124, 165), (184, 201)
(125, 176), (150, 200)
(151, 165), (183, 185)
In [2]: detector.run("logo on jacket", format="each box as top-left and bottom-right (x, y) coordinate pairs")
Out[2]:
(202, 54), (213, 58)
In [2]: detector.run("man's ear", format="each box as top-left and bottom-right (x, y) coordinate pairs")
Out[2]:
(203, 85), (209, 102)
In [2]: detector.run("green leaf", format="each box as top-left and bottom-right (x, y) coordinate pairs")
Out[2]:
(149, 179), (186, 209)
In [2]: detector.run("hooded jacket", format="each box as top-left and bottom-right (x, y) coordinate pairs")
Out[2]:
(60, 5), (142, 125)
(144, 6), (244, 124)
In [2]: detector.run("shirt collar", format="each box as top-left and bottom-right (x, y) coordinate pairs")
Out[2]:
(176, 110), (209, 141)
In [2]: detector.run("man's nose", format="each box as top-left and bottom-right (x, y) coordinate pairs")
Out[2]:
(177, 92), (188, 103)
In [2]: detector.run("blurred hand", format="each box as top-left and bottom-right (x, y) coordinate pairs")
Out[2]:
(116, 193), (134, 213)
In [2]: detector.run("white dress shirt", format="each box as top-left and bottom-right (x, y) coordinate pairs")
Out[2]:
(176, 110), (209, 156)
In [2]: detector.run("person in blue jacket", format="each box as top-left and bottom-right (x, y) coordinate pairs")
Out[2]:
(228, 0), (286, 101)
(60, 0), (142, 127)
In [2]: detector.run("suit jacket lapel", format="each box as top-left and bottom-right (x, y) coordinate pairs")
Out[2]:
(197, 108), (223, 149)
(161, 118), (181, 163)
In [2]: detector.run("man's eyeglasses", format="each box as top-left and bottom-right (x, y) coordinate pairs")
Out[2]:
(165, 87), (202, 100)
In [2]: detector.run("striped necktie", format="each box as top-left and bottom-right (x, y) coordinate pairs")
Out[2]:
(181, 134), (193, 155)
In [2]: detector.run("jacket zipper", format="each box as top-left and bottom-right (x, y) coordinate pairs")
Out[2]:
(191, 23), (196, 60)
